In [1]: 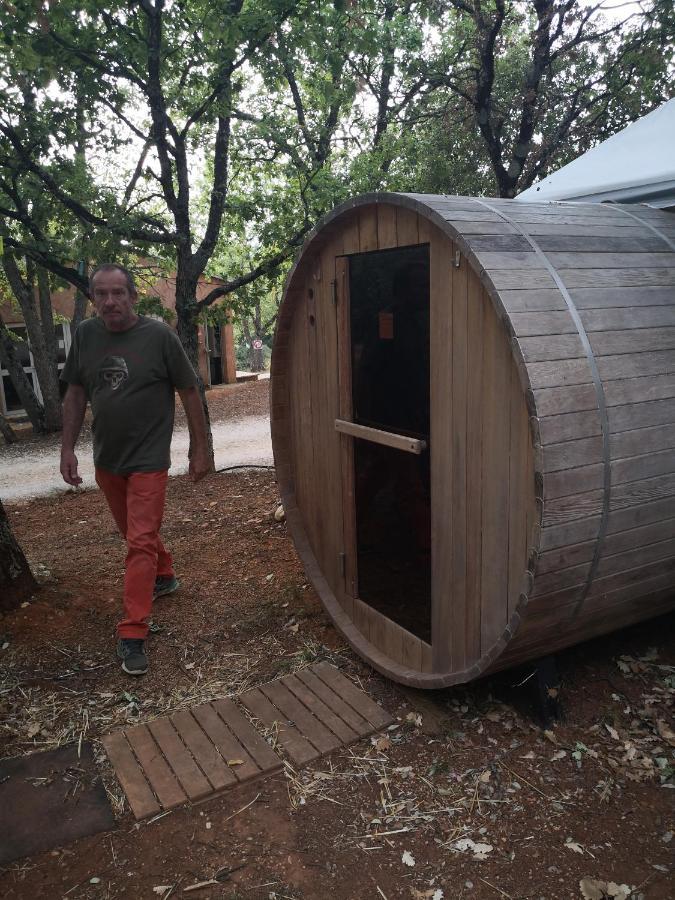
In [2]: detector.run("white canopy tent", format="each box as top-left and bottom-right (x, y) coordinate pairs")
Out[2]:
(516, 98), (675, 210)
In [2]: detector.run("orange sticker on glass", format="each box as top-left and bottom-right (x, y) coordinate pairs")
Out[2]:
(378, 311), (394, 340)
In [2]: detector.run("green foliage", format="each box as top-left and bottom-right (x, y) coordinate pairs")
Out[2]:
(135, 295), (175, 323)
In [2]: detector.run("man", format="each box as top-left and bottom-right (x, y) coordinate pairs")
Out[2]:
(60, 263), (211, 676)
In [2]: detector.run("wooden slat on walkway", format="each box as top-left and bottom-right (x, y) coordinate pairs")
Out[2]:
(102, 664), (394, 820)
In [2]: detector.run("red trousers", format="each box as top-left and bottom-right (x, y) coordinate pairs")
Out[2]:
(95, 467), (174, 639)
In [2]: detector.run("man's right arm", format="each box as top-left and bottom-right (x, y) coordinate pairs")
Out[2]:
(60, 384), (87, 486)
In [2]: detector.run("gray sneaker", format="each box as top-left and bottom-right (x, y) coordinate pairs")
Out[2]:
(153, 575), (180, 599)
(116, 638), (148, 676)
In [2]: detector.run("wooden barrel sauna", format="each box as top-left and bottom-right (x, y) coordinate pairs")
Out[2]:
(270, 193), (675, 688)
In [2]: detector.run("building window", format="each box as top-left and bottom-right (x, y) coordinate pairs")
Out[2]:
(0, 323), (72, 416)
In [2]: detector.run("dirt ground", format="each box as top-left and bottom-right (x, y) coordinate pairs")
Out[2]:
(1, 381), (674, 900)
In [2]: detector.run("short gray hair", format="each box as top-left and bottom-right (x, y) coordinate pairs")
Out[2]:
(89, 263), (137, 296)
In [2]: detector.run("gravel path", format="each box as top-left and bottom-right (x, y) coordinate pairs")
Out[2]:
(0, 415), (273, 501)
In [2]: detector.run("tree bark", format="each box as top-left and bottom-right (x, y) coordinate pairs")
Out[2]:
(175, 273), (215, 466)
(0, 411), (17, 443)
(0, 498), (37, 612)
(35, 265), (63, 430)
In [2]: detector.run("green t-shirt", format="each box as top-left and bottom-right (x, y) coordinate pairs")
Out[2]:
(61, 316), (198, 474)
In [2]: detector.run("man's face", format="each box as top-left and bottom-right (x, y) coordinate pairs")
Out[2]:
(91, 269), (138, 332)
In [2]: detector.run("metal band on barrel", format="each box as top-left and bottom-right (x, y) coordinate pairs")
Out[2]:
(470, 198), (611, 615)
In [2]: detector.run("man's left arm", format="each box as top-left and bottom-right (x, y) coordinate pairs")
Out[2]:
(178, 386), (212, 482)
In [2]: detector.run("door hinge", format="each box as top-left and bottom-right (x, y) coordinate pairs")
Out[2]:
(331, 279), (338, 305)
(338, 552), (346, 578)
(453, 250), (461, 268)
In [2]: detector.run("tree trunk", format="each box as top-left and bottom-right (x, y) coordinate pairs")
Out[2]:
(250, 343), (265, 372)
(70, 290), (88, 337)
(0, 317), (46, 433)
(0, 498), (37, 612)
(34, 266), (63, 431)
(0, 411), (17, 444)
(174, 272), (215, 465)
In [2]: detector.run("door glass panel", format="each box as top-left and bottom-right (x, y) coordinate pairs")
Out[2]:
(348, 245), (431, 642)
(350, 245), (430, 438)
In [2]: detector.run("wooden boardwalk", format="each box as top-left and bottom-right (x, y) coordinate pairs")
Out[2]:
(102, 662), (393, 820)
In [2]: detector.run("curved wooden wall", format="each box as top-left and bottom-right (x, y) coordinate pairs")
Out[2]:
(271, 194), (675, 687)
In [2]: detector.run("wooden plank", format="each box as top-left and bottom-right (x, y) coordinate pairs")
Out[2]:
(544, 464), (603, 500)
(490, 269), (557, 291)
(541, 493), (675, 552)
(511, 311), (576, 336)
(450, 242), (468, 670)
(190, 702), (260, 781)
(334, 418), (427, 453)
(312, 235), (343, 597)
(531, 234), (668, 253)
(519, 333), (585, 362)
(560, 267), (675, 289)
(532, 351), (675, 390)
(430, 231), (454, 671)
(239, 686), (319, 765)
(102, 732), (160, 820)
(508, 360), (529, 618)
(295, 668), (371, 733)
(465, 274), (485, 666)
(441, 219), (516, 235)
(259, 679), (342, 755)
(377, 204), (398, 249)
(611, 422), (675, 459)
(124, 724), (187, 811)
(359, 204), (378, 252)
(465, 234), (531, 252)
(500, 289), (567, 313)
(477, 250), (550, 270)
(534, 374), (675, 418)
(170, 708), (237, 791)
(421, 641), (433, 674)
(336, 255), (357, 613)
(590, 327), (675, 356)
(537, 516), (675, 575)
(543, 435), (603, 472)
(535, 555), (675, 606)
(210, 698), (283, 773)
(605, 374), (675, 407)
(352, 596), (371, 643)
(480, 288), (511, 653)
(281, 673), (359, 743)
(313, 662), (392, 729)
(610, 397), (675, 433)
(396, 207), (419, 246)
(613, 447), (675, 486)
(539, 409), (601, 444)
(542, 489), (603, 528)
(526, 223), (656, 238)
(341, 212), (360, 255)
(570, 285), (675, 308)
(371, 609), (402, 663)
(535, 536), (675, 597)
(549, 251), (675, 269)
(581, 306), (675, 333)
(147, 717), (212, 800)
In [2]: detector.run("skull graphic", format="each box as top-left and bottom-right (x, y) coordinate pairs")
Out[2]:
(98, 356), (129, 391)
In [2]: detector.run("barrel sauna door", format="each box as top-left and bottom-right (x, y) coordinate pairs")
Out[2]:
(335, 244), (432, 647)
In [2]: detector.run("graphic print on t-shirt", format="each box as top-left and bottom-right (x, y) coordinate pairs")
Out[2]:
(98, 355), (129, 392)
